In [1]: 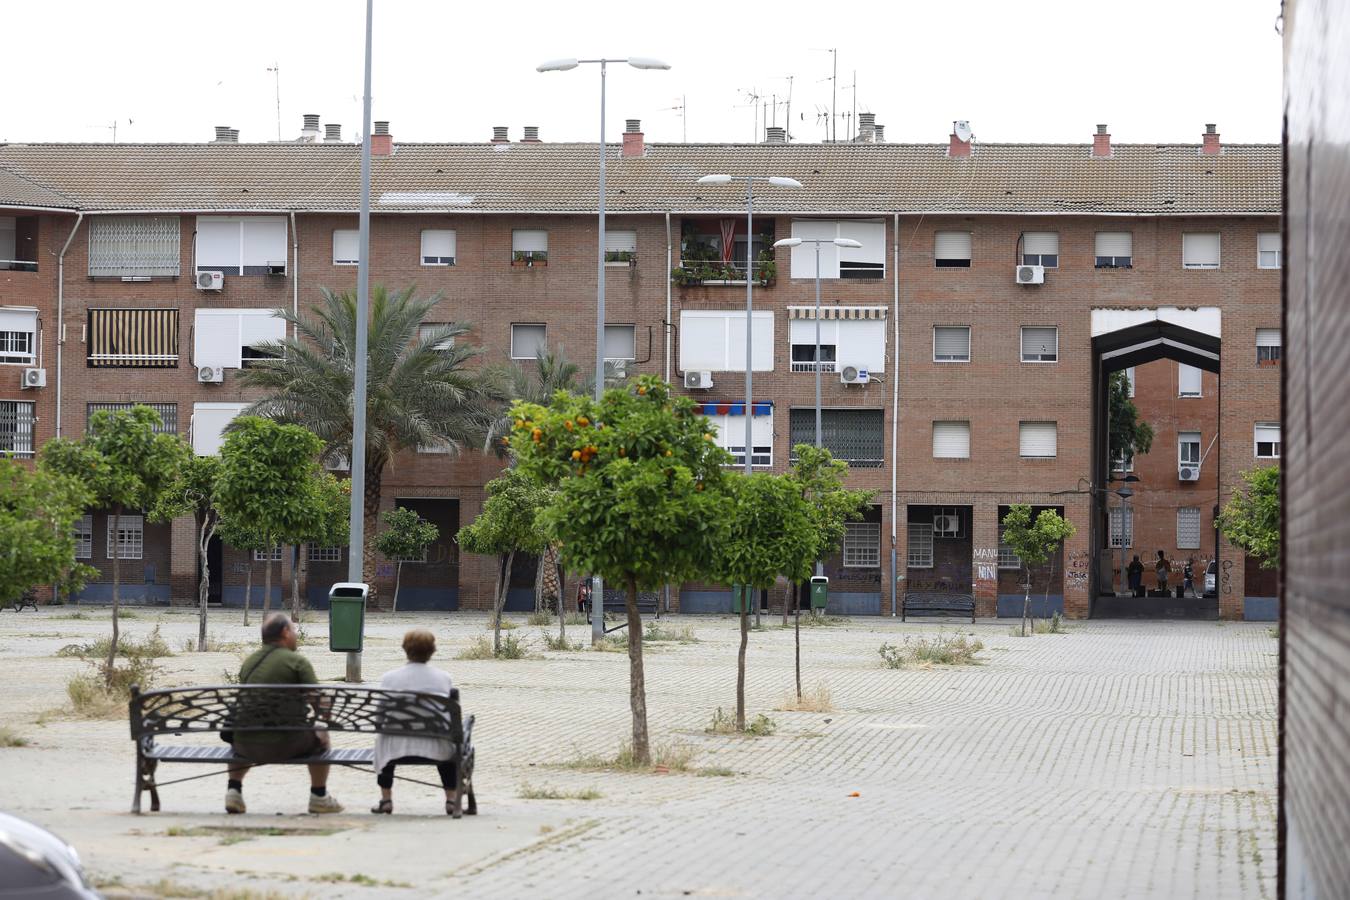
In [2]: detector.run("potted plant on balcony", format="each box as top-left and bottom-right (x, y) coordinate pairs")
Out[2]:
(755, 251), (777, 287)
(513, 250), (548, 268)
(604, 249), (636, 268)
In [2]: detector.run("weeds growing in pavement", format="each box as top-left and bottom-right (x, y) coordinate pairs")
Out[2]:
(0, 726), (29, 747)
(541, 631), (583, 652)
(518, 783), (602, 801)
(526, 610), (554, 626)
(563, 740), (696, 773)
(643, 621), (698, 643)
(878, 632), (984, 669)
(457, 634), (531, 660)
(56, 625), (173, 660)
(777, 681), (834, 713)
(66, 654), (162, 718)
(707, 708), (777, 736)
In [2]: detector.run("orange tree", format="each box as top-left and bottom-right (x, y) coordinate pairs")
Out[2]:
(508, 376), (732, 765)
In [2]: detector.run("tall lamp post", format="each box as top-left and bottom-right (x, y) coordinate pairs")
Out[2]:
(1109, 473), (1141, 595)
(539, 55), (670, 646)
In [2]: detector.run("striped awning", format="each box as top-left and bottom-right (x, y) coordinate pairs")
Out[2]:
(87, 308), (179, 368)
(787, 306), (887, 320)
(698, 401), (773, 417)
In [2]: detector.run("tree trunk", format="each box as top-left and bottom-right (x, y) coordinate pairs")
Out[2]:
(493, 551), (514, 655)
(1021, 565), (1032, 637)
(795, 582), (802, 701)
(782, 580), (790, 627)
(625, 574), (650, 766)
(556, 559), (567, 643)
(263, 549), (273, 615)
(106, 506), (122, 684)
(392, 560), (402, 615)
(197, 513), (216, 653)
(290, 544), (302, 623)
(736, 599), (749, 732)
(363, 460), (383, 598)
(533, 551), (545, 614)
(243, 562), (252, 627)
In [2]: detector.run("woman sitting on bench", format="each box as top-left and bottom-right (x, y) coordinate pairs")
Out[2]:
(371, 630), (458, 815)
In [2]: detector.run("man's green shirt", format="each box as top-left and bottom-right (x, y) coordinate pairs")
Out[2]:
(237, 645), (318, 685)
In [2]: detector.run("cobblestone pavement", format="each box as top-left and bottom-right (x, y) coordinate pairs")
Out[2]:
(0, 609), (1277, 899)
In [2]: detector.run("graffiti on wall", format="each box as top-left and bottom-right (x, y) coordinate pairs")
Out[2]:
(1221, 558), (1233, 595)
(973, 548), (998, 590)
(1066, 550), (1091, 587)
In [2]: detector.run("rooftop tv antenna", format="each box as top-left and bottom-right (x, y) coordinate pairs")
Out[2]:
(811, 48), (838, 141)
(266, 63), (282, 141)
(736, 87), (764, 141)
(660, 95), (687, 142)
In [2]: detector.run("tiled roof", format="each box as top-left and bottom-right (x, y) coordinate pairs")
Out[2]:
(0, 167), (78, 209)
(0, 141), (1280, 215)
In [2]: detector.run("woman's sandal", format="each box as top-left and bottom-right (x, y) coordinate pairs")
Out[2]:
(370, 799), (393, 815)
(445, 795), (459, 816)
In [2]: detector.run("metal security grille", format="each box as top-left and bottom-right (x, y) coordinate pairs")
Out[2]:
(88, 308), (179, 367)
(997, 526), (1021, 569)
(106, 514), (143, 560)
(907, 523), (934, 568)
(843, 521), (881, 567)
(1177, 508), (1201, 549)
(1108, 507), (1134, 548)
(88, 216), (180, 276)
(87, 402), (177, 434)
(788, 408), (883, 468)
(0, 400), (35, 458)
(73, 515), (93, 559)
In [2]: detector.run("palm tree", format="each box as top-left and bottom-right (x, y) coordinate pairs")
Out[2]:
(238, 285), (504, 587)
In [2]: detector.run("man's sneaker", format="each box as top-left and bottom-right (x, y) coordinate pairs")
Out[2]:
(224, 788), (246, 814)
(308, 792), (343, 815)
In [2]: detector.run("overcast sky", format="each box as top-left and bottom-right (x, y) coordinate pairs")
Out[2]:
(5, 0), (1283, 146)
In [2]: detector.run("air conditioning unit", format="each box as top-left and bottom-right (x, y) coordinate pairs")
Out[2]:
(840, 365), (870, 385)
(933, 514), (960, 537)
(196, 270), (224, 291)
(197, 366), (224, 384)
(1178, 466), (1200, 482)
(1015, 264), (1045, 285)
(604, 359), (628, 382)
(684, 370), (713, 390)
(20, 367), (46, 389)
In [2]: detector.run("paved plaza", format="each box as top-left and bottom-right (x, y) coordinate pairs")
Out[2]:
(0, 608), (1277, 899)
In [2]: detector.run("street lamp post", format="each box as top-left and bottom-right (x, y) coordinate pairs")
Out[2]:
(1109, 473), (1141, 595)
(539, 55), (669, 646)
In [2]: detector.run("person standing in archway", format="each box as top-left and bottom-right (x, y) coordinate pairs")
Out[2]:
(1127, 555), (1144, 596)
(1154, 550), (1170, 595)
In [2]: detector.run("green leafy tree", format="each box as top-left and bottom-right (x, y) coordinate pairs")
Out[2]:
(1218, 464), (1280, 569)
(0, 458), (91, 607)
(236, 286), (505, 589)
(713, 472), (817, 730)
(509, 376), (733, 765)
(1108, 371), (1154, 469)
(375, 506), (439, 615)
(458, 468), (549, 653)
(288, 473), (351, 621)
(215, 516), (270, 626)
(40, 406), (188, 678)
(1001, 505), (1076, 636)
(151, 456), (222, 651)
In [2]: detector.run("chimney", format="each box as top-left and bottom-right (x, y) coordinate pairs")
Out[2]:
(873, 124), (885, 143)
(492, 126), (509, 143)
(1202, 123), (1221, 156)
(764, 126), (787, 144)
(1093, 123), (1111, 158)
(858, 112), (876, 142)
(213, 125), (234, 143)
(948, 128), (971, 158)
(301, 114), (321, 142)
(522, 126), (541, 143)
(324, 124), (342, 142)
(622, 118), (644, 157)
(229, 128), (240, 143)
(371, 121), (393, 156)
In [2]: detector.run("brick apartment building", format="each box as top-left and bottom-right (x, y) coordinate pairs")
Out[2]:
(0, 119), (1279, 619)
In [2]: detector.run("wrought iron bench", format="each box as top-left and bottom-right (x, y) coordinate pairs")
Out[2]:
(902, 591), (976, 623)
(600, 588), (660, 633)
(128, 684), (476, 818)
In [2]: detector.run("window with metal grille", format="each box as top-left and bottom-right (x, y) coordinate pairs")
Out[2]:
(88, 216), (181, 277)
(0, 401), (35, 458)
(73, 515), (93, 559)
(907, 522), (934, 568)
(843, 521), (881, 567)
(788, 408), (883, 468)
(1257, 328), (1282, 365)
(1095, 231), (1132, 268)
(1255, 423), (1281, 458)
(106, 514), (143, 560)
(253, 546), (284, 562)
(1177, 507), (1201, 549)
(1257, 232), (1280, 269)
(87, 403), (177, 434)
(934, 326), (970, 362)
(87, 308), (179, 368)
(1021, 326), (1058, 362)
(997, 526), (1021, 569)
(1021, 232), (1059, 268)
(421, 230), (456, 266)
(0, 307), (37, 365)
(309, 546), (343, 563)
(1108, 507), (1134, 548)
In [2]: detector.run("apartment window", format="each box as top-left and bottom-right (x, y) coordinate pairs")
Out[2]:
(1177, 507), (1202, 550)
(997, 526), (1022, 569)
(1255, 423), (1281, 459)
(1178, 363), (1203, 397)
(788, 408), (884, 468)
(907, 522), (934, 568)
(106, 514), (143, 560)
(196, 216), (288, 275)
(512, 229), (549, 264)
(1112, 448), (1134, 473)
(1256, 329), (1281, 365)
(1257, 232), (1281, 269)
(0, 216), (38, 271)
(73, 515), (93, 560)
(1095, 232), (1132, 268)
(932, 421), (971, 459)
(1021, 232), (1058, 268)
(785, 310), (885, 374)
(1108, 506), (1134, 549)
(934, 231), (972, 268)
(843, 521), (881, 567)
(604, 324), (636, 361)
(88, 216), (181, 277)
(1021, 326), (1058, 362)
(1125, 367), (1136, 397)
(191, 402), (249, 456)
(787, 219), (886, 279)
(0, 401), (35, 458)
(253, 546), (284, 562)
(682, 310), (776, 372)
(420, 229), (456, 266)
(309, 546), (343, 563)
(194, 309), (285, 370)
(87, 308), (179, 369)
(1019, 422), (1057, 458)
(510, 323), (547, 360)
(933, 326), (971, 362)
(1178, 431), (1201, 467)
(604, 230), (637, 264)
(1182, 233), (1221, 269)
(705, 405), (773, 467)
(332, 229), (359, 266)
(419, 323), (456, 352)
(88, 403), (177, 435)
(0, 308), (37, 365)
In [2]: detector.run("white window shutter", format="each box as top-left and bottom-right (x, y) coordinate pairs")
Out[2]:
(196, 218), (242, 272)
(1256, 328), (1281, 348)
(934, 231), (972, 260)
(835, 319), (885, 373)
(1095, 232), (1132, 257)
(1178, 363), (1203, 396)
(238, 310), (285, 347)
(1254, 423), (1281, 451)
(333, 230), (359, 264)
(1019, 422), (1057, 457)
(1022, 326), (1058, 361)
(1257, 233), (1280, 253)
(934, 326), (970, 360)
(604, 230), (637, 253)
(1183, 233), (1221, 267)
(512, 230), (548, 253)
(194, 309), (241, 368)
(604, 325), (636, 360)
(421, 230), (456, 262)
(788, 220), (840, 278)
(192, 402), (249, 455)
(511, 324), (547, 359)
(241, 218), (287, 268)
(0, 307), (37, 333)
(1024, 232), (1058, 255)
(838, 220), (886, 271)
(932, 421), (971, 458)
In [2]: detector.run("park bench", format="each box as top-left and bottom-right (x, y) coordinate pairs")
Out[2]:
(902, 591), (976, 623)
(600, 589), (660, 633)
(7, 589), (37, 612)
(128, 684), (476, 818)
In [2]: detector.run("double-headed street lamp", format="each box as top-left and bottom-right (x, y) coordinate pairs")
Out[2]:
(694, 174), (802, 476)
(539, 55), (670, 646)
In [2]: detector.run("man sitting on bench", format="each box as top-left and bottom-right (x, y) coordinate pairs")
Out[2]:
(225, 613), (343, 815)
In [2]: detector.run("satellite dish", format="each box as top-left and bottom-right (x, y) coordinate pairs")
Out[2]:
(953, 120), (972, 142)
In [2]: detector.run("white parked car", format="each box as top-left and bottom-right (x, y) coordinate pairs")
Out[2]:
(0, 812), (99, 899)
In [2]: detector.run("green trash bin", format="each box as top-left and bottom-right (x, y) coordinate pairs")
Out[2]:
(731, 584), (752, 614)
(328, 582), (368, 653)
(810, 576), (829, 610)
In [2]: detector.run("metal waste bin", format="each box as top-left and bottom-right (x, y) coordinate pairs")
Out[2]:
(731, 584), (752, 614)
(328, 582), (368, 653)
(810, 576), (829, 610)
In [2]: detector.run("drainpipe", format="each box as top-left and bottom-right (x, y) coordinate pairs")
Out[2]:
(289, 211), (299, 332)
(890, 212), (900, 616)
(664, 211), (672, 382)
(55, 211), (85, 438)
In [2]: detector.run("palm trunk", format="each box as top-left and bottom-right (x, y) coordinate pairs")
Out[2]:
(243, 562), (252, 627)
(794, 582), (802, 701)
(392, 560), (402, 615)
(106, 506), (122, 684)
(197, 512), (216, 653)
(556, 559), (567, 643)
(625, 574), (650, 766)
(363, 460), (383, 599)
(736, 602), (749, 731)
(533, 551), (545, 614)
(493, 551), (514, 655)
